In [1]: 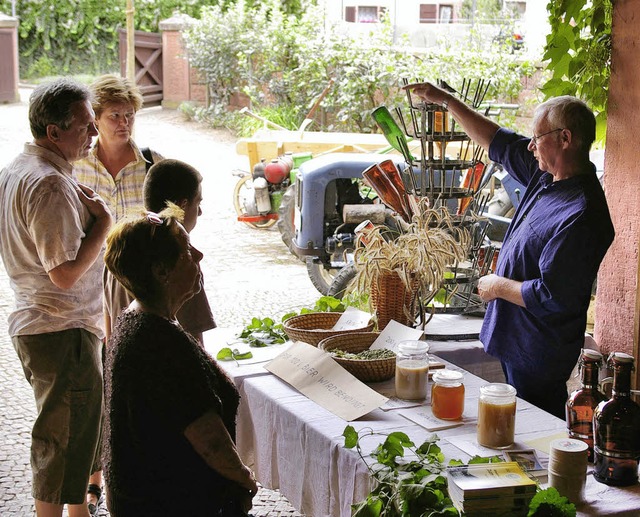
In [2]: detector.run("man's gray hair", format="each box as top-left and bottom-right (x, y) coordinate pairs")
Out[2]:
(29, 78), (93, 139)
(534, 96), (596, 153)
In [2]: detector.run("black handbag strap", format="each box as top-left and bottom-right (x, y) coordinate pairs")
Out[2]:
(140, 147), (154, 173)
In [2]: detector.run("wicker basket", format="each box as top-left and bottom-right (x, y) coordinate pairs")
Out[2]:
(370, 271), (418, 331)
(283, 312), (374, 347)
(318, 332), (395, 382)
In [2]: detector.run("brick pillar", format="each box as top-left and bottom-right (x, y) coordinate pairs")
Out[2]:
(596, 0), (640, 381)
(0, 13), (19, 103)
(159, 12), (206, 109)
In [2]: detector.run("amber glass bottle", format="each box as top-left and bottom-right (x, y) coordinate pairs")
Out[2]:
(362, 163), (411, 223)
(593, 352), (640, 486)
(565, 349), (606, 462)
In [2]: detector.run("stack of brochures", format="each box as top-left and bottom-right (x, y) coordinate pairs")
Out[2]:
(446, 462), (538, 516)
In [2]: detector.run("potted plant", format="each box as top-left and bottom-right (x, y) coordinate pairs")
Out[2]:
(351, 199), (470, 330)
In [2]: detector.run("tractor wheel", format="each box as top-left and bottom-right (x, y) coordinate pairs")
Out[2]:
(327, 264), (358, 300)
(277, 184), (300, 258)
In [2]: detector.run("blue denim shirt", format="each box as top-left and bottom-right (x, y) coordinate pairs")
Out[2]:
(480, 129), (614, 381)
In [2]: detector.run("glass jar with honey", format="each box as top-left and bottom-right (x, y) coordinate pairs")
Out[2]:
(477, 383), (517, 448)
(431, 369), (465, 420)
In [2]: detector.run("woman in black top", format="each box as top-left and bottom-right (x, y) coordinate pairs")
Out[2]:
(103, 206), (256, 516)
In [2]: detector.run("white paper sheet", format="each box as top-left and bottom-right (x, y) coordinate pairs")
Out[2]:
(399, 406), (465, 431)
(331, 306), (373, 331)
(370, 320), (423, 352)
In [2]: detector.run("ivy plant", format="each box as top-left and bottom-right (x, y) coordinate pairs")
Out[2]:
(541, 0), (612, 143)
(343, 426), (576, 517)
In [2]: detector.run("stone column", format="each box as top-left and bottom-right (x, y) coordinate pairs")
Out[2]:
(159, 12), (206, 109)
(596, 0), (640, 383)
(0, 13), (19, 103)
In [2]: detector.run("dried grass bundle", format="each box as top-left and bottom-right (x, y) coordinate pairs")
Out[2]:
(352, 199), (470, 327)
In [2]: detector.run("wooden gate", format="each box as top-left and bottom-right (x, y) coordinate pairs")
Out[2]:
(118, 29), (163, 106)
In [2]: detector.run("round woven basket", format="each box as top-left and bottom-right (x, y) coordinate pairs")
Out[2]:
(370, 271), (418, 331)
(283, 312), (374, 347)
(318, 332), (396, 382)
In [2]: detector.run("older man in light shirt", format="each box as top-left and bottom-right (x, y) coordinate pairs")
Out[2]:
(0, 78), (112, 517)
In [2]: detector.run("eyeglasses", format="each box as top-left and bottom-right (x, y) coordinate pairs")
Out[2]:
(531, 128), (563, 145)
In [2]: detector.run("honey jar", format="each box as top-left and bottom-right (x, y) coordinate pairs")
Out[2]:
(431, 369), (465, 420)
(477, 383), (517, 448)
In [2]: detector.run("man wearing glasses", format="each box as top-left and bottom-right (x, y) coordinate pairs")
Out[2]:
(405, 82), (614, 420)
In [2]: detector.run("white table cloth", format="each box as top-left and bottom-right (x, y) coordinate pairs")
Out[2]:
(202, 328), (640, 516)
(236, 361), (640, 517)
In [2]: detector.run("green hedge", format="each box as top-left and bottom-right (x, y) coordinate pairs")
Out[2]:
(0, 0), (222, 78)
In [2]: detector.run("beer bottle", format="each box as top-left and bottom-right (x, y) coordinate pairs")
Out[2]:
(593, 352), (640, 486)
(565, 349), (606, 462)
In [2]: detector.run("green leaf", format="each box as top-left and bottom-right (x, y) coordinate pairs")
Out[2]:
(468, 454), (504, 464)
(216, 347), (233, 360)
(216, 347), (253, 361)
(233, 350), (254, 360)
(352, 496), (383, 517)
(528, 487), (576, 517)
(343, 425), (358, 449)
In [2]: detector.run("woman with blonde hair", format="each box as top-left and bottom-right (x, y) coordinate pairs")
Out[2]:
(75, 73), (162, 220)
(74, 74), (165, 514)
(103, 206), (256, 516)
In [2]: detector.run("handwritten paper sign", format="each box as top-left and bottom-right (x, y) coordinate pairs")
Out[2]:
(331, 306), (372, 331)
(265, 341), (388, 421)
(370, 320), (423, 352)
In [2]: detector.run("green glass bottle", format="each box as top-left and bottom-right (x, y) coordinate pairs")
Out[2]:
(371, 106), (415, 162)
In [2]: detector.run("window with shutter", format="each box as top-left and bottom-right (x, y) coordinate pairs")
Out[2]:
(419, 4), (438, 24)
(345, 6), (356, 22)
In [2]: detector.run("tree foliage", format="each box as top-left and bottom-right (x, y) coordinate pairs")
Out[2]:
(0, 0), (242, 78)
(541, 0), (612, 143)
(184, 0), (535, 134)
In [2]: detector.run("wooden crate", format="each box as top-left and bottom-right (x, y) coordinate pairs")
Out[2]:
(236, 129), (404, 170)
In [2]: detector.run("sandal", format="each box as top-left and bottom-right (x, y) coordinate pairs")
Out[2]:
(87, 483), (104, 517)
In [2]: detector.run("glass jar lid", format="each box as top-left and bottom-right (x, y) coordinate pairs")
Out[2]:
(397, 340), (429, 355)
(432, 369), (463, 385)
(611, 352), (634, 364)
(480, 383), (516, 398)
(581, 348), (603, 361)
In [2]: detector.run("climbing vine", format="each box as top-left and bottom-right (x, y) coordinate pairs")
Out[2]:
(541, 0), (612, 142)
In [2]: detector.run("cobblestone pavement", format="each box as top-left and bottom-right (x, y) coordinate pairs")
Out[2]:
(0, 89), (316, 516)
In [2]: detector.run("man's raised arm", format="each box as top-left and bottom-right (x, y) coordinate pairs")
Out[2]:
(403, 82), (501, 151)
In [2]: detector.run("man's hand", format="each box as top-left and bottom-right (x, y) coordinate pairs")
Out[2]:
(48, 183), (113, 289)
(76, 183), (112, 225)
(477, 273), (500, 302)
(477, 274), (526, 307)
(403, 82), (450, 105)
